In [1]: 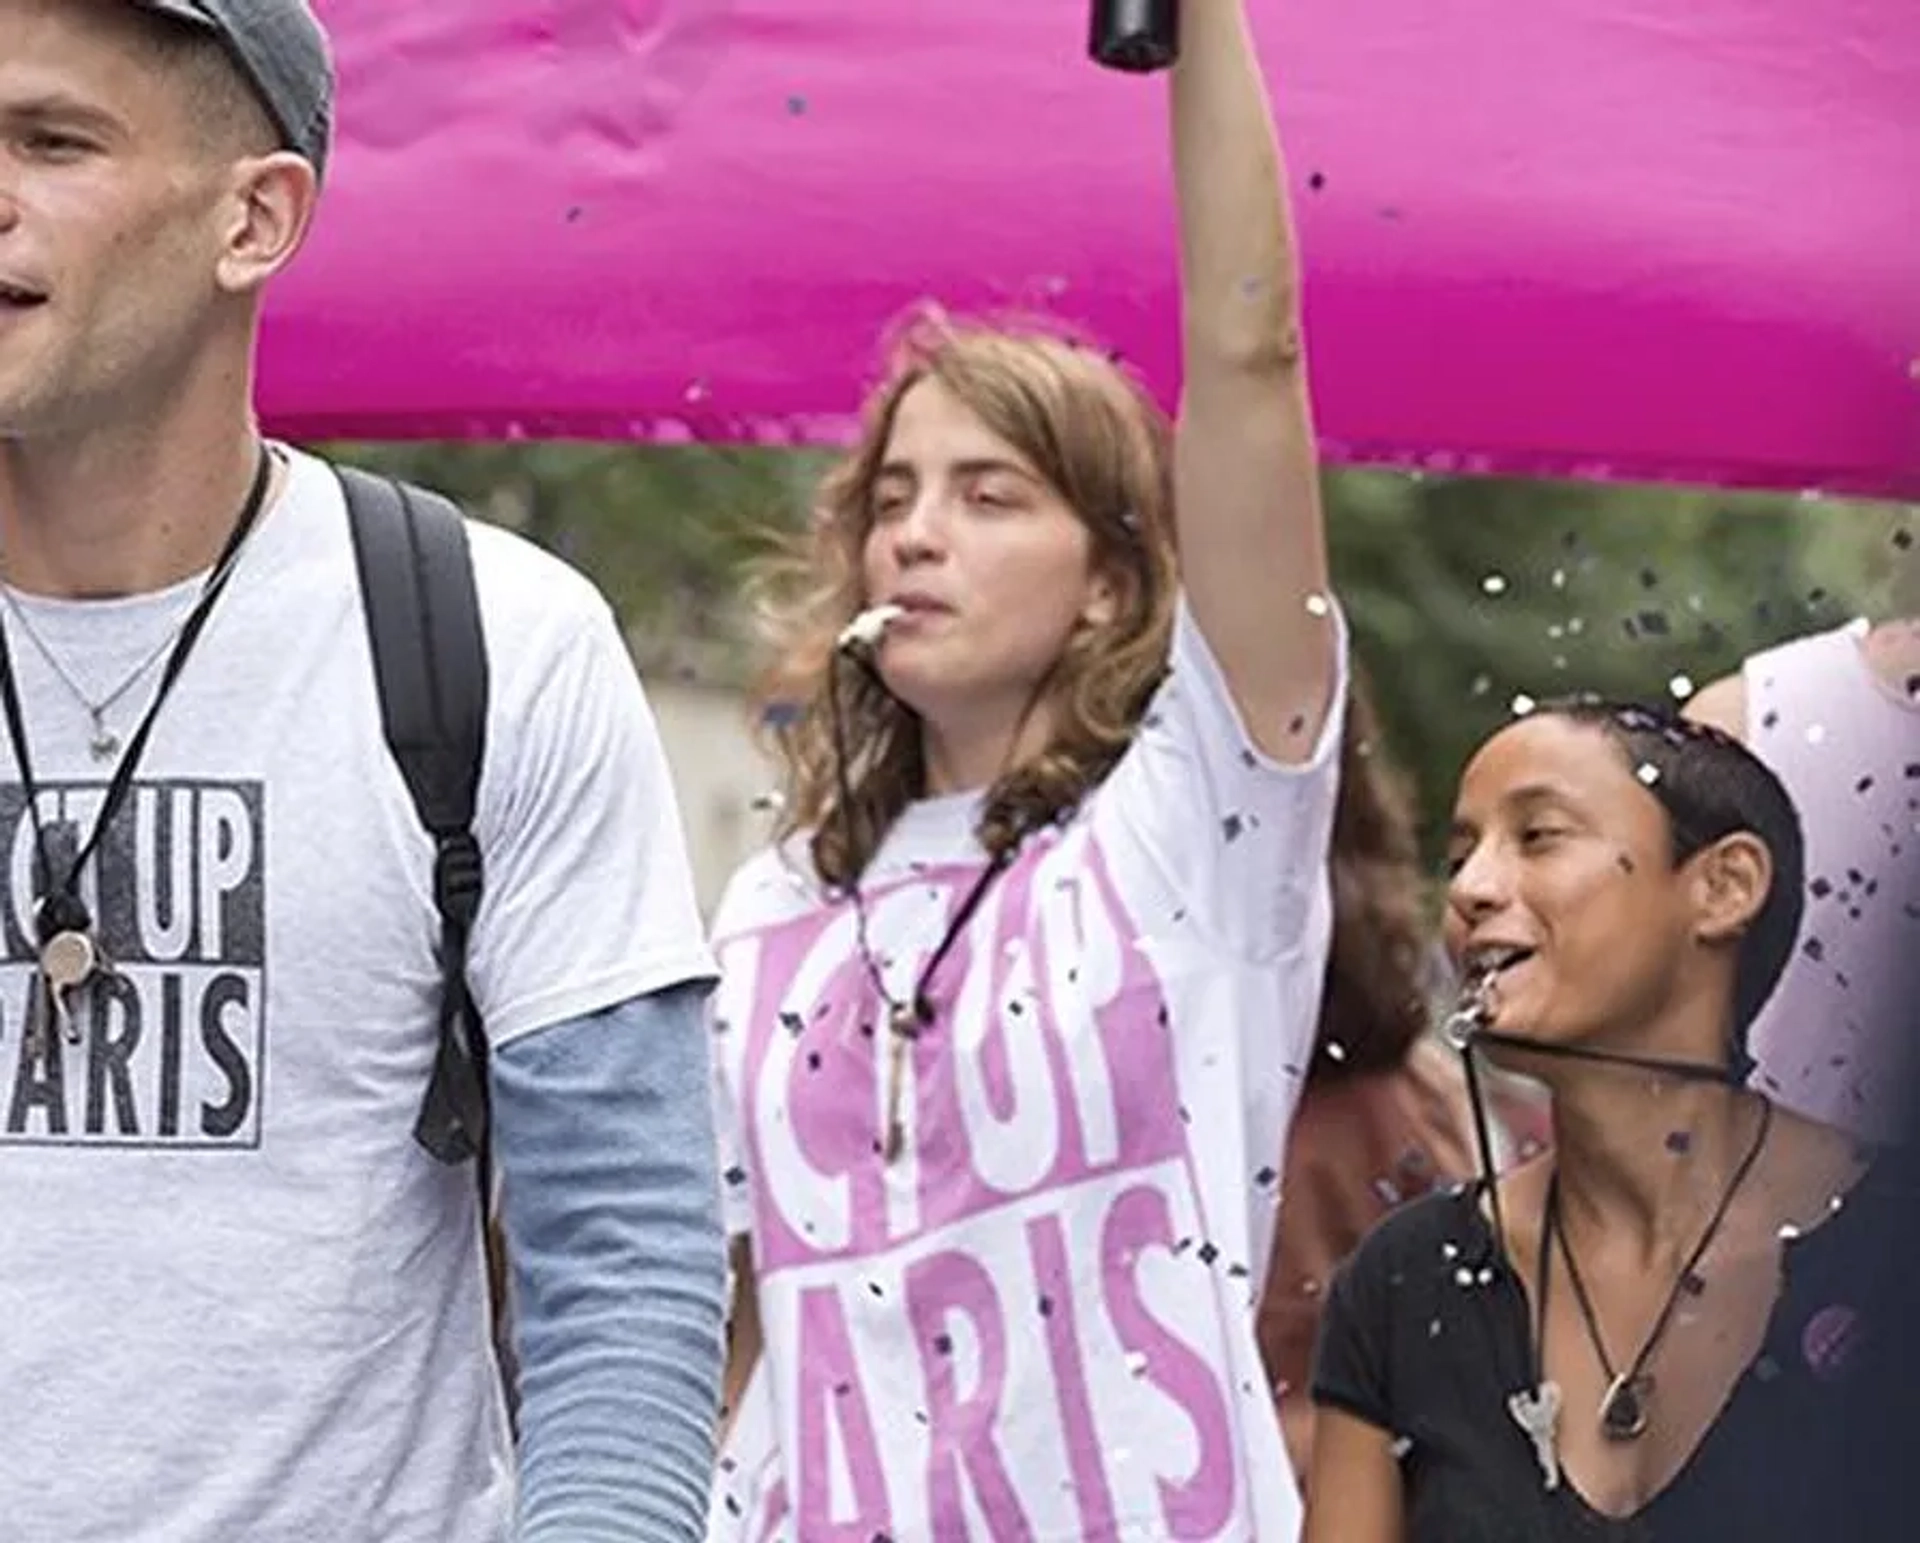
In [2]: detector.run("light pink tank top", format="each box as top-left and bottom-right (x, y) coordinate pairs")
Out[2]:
(1742, 622), (1919, 1140)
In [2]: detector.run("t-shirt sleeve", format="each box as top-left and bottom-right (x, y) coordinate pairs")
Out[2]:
(467, 580), (717, 1047)
(1309, 1229), (1398, 1433)
(1094, 595), (1348, 961)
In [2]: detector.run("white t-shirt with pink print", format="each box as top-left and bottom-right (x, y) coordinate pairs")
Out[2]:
(707, 602), (1347, 1542)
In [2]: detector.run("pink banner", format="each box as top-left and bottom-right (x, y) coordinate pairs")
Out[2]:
(266, 1), (1920, 498)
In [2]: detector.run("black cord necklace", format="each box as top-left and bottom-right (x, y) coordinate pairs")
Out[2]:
(825, 638), (1026, 1162)
(0, 445), (273, 1054)
(1446, 970), (1774, 1492)
(868, 851), (1012, 1162)
(1549, 1095), (1773, 1442)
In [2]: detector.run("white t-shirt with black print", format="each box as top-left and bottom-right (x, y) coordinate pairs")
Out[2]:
(0, 446), (714, 1541)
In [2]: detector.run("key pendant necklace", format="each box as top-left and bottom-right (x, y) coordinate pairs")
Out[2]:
(852, 845), (1015, 1165)
(0, 447), (272, 1055)
(1508, 1380), (1563, 1491)
(1550, 1097), (1774, 1443)
(1508, 1163), (1567, 1491)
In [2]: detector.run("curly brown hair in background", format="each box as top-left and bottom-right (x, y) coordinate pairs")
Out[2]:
(1310, 671), (1437, 1080)
(1256, 665), (1481, 1482)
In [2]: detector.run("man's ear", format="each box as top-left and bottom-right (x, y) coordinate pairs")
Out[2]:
(214, 153), (320, 296)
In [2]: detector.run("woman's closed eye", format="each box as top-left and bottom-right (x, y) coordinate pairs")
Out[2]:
(966, 481), (1024, 511)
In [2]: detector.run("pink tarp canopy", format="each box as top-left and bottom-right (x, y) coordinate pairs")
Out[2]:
(267, 1), (1919, 499)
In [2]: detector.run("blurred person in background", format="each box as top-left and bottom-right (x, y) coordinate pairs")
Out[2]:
(1258, 668), (1548, 1483)
(1685, 602), (1918, 1142)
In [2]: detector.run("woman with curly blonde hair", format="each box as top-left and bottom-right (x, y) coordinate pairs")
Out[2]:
(705, 5), (1346, 1537)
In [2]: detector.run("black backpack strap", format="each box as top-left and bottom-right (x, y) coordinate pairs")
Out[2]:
(338, 465), (492, 1169)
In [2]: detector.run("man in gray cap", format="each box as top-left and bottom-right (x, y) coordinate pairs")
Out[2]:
(0, 3), (726, 1540)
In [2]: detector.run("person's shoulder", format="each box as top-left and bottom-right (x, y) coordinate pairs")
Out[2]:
(1686, 622), (1874, 741)
(1682, 670), (1747, 739)
(1774, 1107), (1911, 1220)
(1742, 620), (1869, 688)
(712, 838), (823, 943)
(1332, 1181), (1489, 1293)
(462, 518), (612, 639)
(293, 451), (615, 652)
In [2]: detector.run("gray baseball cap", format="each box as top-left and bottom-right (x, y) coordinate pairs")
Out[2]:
(133, 1), (335, 179)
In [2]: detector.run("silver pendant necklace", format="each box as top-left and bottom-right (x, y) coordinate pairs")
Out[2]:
(0, 584), (188, 761)
(1550, 1097), (1774, 1445)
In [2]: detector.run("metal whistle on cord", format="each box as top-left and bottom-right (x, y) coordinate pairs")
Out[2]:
(1443, 969), (1498, 1052)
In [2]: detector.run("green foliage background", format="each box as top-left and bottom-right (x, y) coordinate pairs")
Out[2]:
(325, 440), (1915, 861)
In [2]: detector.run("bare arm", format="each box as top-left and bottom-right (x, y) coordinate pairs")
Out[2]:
(1303, 1407), (1407, 1543)
(1682, 670), (1748, 739)
(719, 1235), (762, 1445)
(1170, 0), (1336, 762)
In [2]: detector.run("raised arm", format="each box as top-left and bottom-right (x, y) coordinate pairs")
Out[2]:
(1170, 0), (1336, 762)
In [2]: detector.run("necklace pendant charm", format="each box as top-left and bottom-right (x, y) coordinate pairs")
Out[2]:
(87, 708), (118, 762)
(1507, 1380), (1563, 1491)
(1600, 1373), (1653, 1441)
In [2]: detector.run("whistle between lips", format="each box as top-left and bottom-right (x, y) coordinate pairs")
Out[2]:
(837, 604), (906, 653)
(1443, 969), (1499, 1050)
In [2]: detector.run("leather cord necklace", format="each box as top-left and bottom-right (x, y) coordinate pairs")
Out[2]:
(1445, 968), (1772, 1490)
(1548, 1095), (1773, 1442)
(825, 637), (1022, 1163)
(0, 446), (272, 1054)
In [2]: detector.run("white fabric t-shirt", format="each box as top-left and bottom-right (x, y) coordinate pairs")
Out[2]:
(708, 604), (1346, 1542)
(1741, 620), (1920, 1139)
(0, 447), (715, 1541)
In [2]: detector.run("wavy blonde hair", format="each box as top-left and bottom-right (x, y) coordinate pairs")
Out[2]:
(750, 312), (1180, 888)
